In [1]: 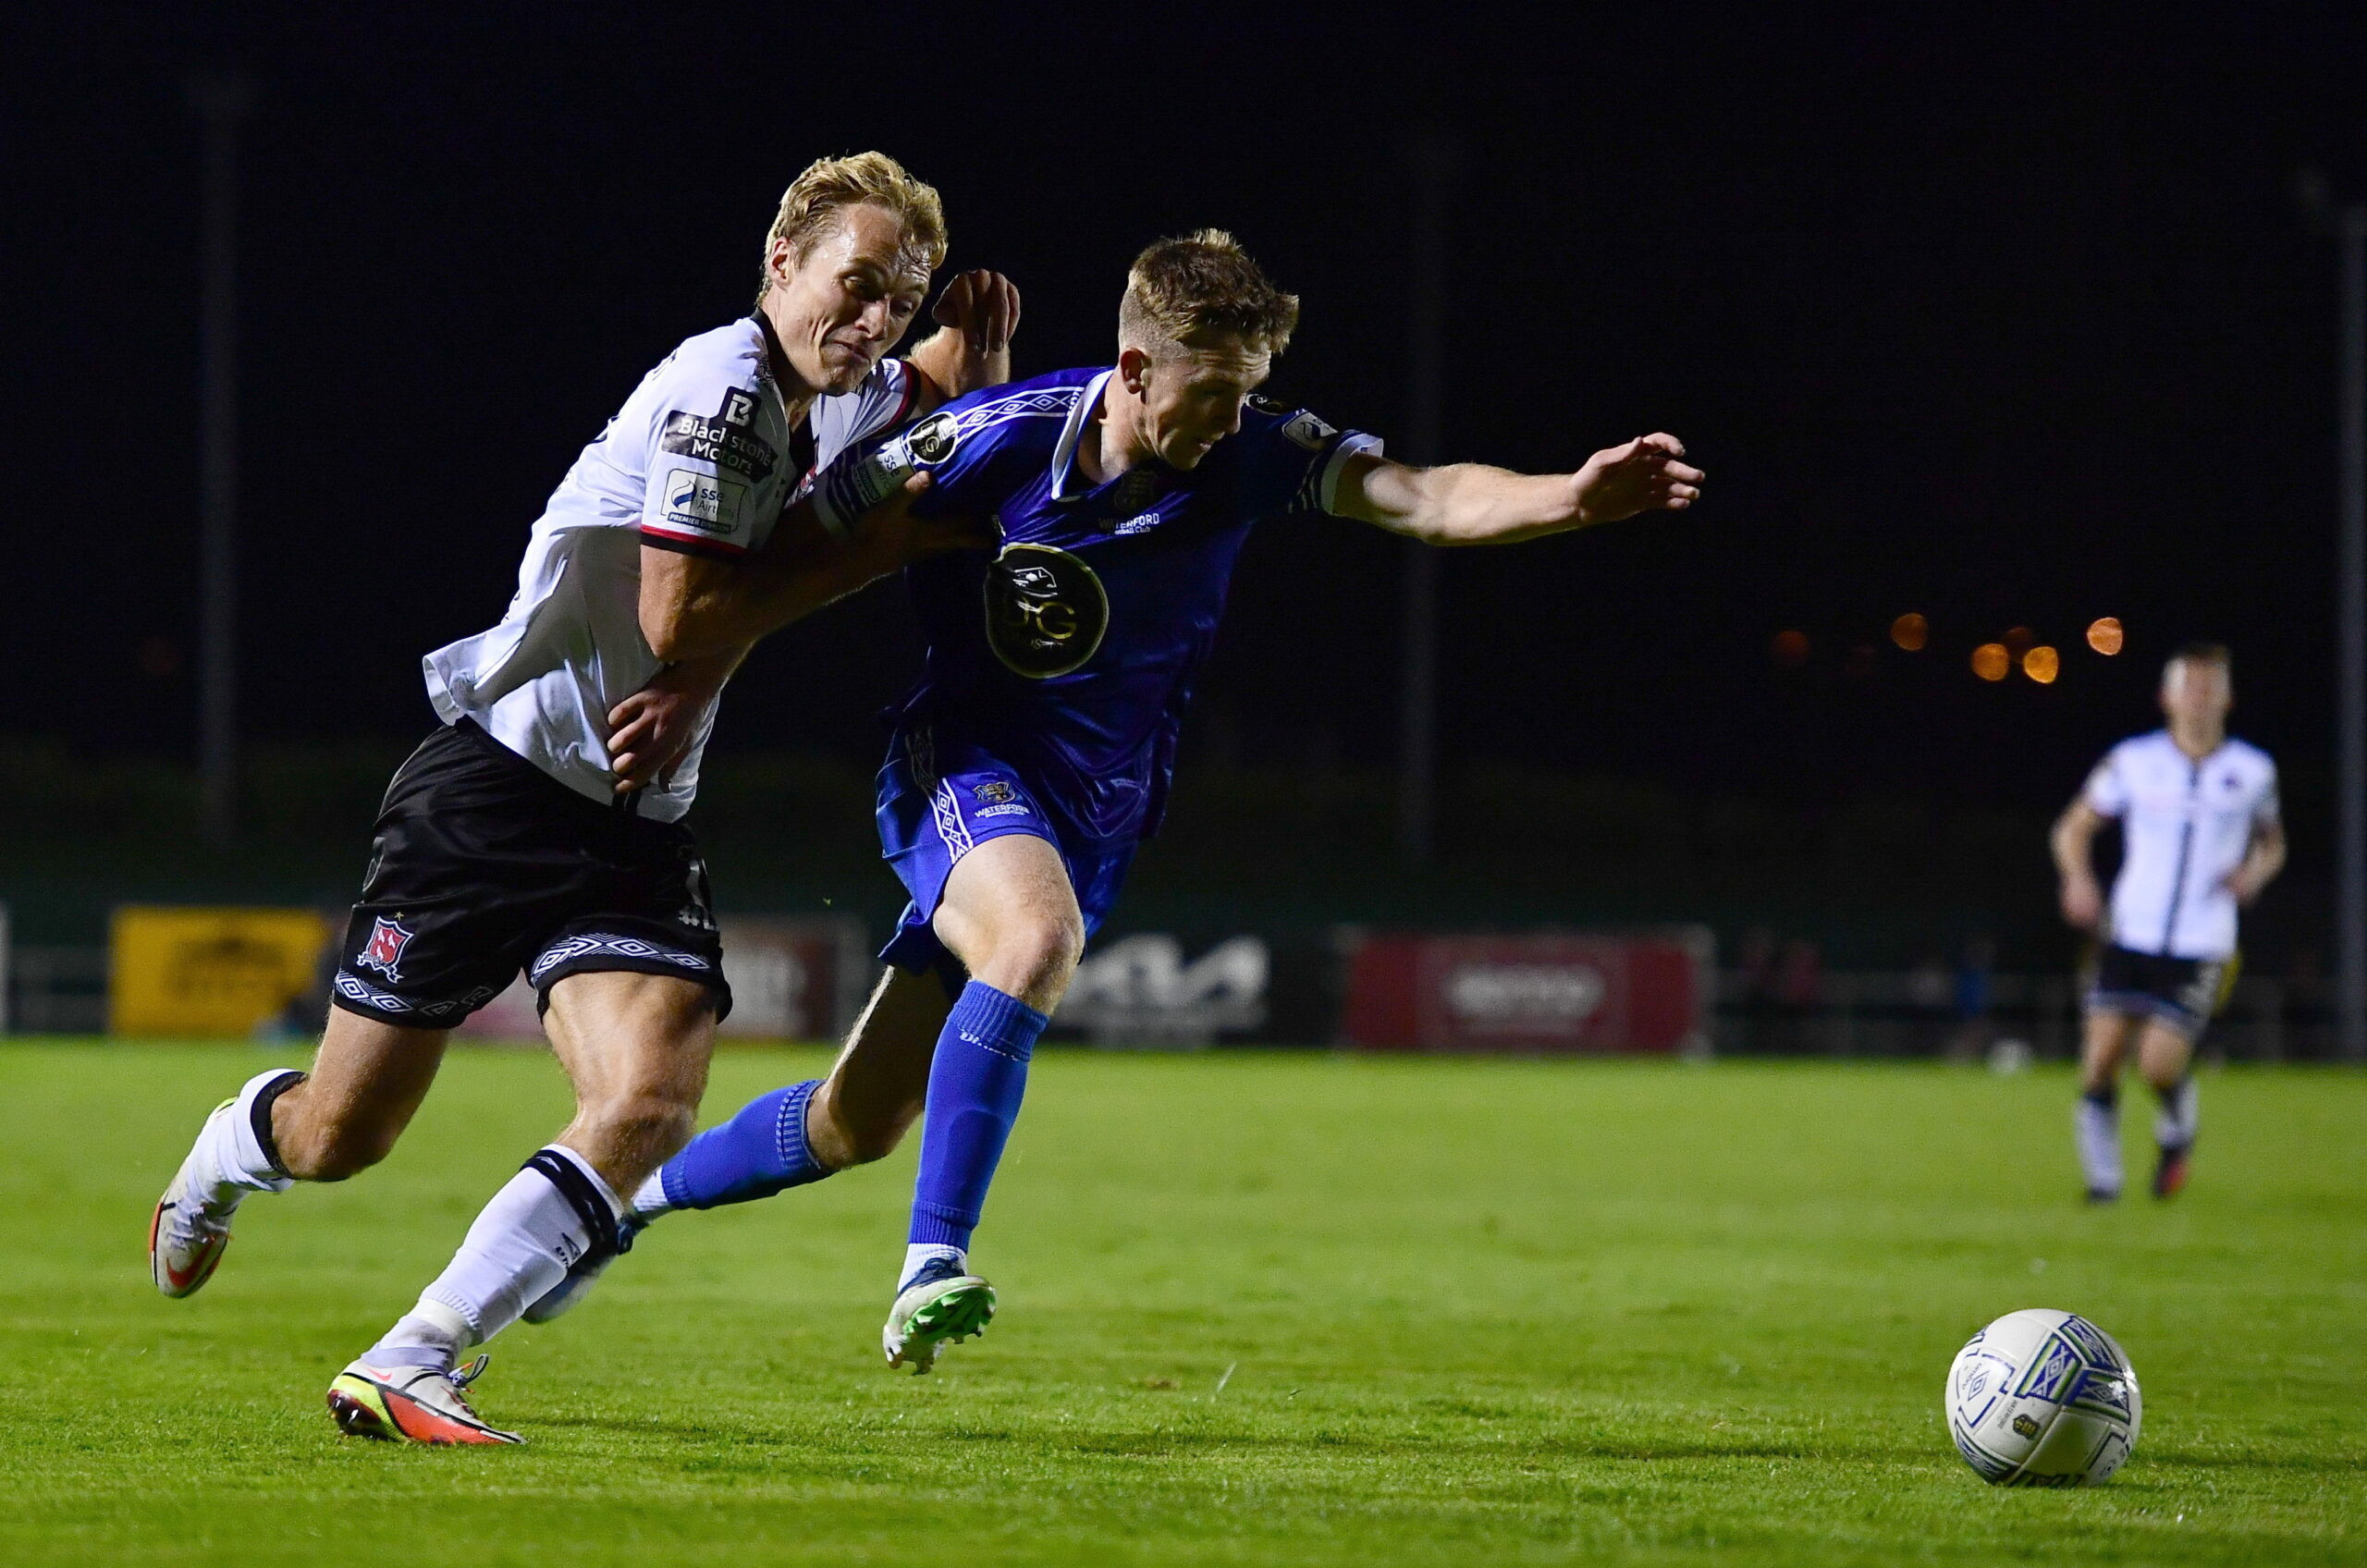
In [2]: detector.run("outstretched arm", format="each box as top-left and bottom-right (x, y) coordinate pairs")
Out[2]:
(1331, 434), (1702, 545)
(902, 270), (1022, 407)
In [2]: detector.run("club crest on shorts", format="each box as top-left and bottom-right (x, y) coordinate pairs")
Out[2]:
(973, 779), (1016, 805)
(356, 915), (415, 981)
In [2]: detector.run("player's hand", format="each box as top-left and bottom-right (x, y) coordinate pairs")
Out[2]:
(2222, 866), (2264, 906)
(606, 680), (716, 793)
(932, 269), (1021, 361)
(1571, 433), (1704, 526)
(2059, 876), (2105, 931)
(855, 472), (996, 566)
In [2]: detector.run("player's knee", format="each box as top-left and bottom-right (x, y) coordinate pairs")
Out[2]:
(1002, 910), (1085, 999)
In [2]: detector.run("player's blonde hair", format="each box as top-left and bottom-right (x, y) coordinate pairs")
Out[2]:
(756, 152), (948, 302)
(1119, 229), (1299, 358)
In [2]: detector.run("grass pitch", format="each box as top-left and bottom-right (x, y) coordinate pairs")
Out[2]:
(1, 1044), (2360, 1567)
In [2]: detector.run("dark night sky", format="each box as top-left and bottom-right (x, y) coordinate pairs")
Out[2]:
(9, 4), (2366, 818)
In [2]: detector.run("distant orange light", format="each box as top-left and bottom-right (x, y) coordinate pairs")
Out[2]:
(1971, 643), (2010, 681)
(2023, 645), (2061, 683)
(1772, 629), (1810, 668)
(2003, 625), (2036, 655)
(2087, 617), (2125, 655)
(1891, 614), (1929, 652)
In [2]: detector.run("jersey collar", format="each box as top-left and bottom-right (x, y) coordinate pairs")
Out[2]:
(1050, 370), (1115, 503)
(747, 312), (814, 411)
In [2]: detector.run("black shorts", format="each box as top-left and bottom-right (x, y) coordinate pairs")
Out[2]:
(2086, 943), (2226, 1037)
(330, 719), (730, 1028)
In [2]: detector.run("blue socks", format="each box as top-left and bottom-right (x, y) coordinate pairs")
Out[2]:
(656, 1079), (828, 1211)
(636, 981), (1048, 1280)
(909, 982), (1048, 1252)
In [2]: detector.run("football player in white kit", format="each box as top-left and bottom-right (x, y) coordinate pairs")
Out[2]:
(145, 153), (1016, 1444)
(2051, 643), (2285, 1202)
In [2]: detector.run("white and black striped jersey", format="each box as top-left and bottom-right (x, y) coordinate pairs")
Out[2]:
(422, 315), (923, 821)
(2082, 729), (2279, 961)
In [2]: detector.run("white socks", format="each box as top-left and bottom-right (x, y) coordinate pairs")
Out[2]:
(371, 1145), (621, 1371)
(901, 1243), (966, 1292)
(626, 1169), (673, 1224)
(2153, 1076), (2199, 1151)
(2075, 1091), (2123, 1196)
(196, 1070), (303, 1202)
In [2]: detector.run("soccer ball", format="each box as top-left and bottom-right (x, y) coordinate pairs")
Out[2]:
(1945, 1308), (2141, 1486)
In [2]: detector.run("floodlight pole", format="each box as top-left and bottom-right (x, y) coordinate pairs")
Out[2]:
(1396, 129), (1452, 864)
(2337, 203), (2366, 1062)
(190, 73), (252, 847)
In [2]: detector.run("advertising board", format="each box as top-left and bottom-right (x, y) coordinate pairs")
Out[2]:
(1340, 928), (1713, 1055)
(109, 906), (335, 1037)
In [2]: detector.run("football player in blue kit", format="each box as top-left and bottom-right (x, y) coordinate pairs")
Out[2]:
(548, 229), (1704, 1372)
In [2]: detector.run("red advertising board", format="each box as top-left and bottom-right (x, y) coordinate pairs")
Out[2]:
(1340, 928), (1713, 1054)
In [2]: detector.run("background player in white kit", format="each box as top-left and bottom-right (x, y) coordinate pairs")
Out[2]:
(2051, 643), (2286, 1202)
(145, 153), (1013, 1444)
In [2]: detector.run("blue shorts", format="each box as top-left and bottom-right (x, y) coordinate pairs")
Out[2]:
(875, 730), (1135, 980)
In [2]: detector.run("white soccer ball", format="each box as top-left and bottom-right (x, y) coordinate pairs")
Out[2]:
(1945, 1308), (2141, 1487)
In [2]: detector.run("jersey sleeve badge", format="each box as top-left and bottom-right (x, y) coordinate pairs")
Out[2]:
(1281, 410), (1337, 450)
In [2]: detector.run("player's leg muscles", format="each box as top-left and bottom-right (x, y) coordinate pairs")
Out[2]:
(932, 834), (1085, 1011)
(619, 967), (943, 1225)
(272, 1010), (451, 1182)
(359, 972), (716, 1374)
(808, 965), (955, 1168)
(2077, 1011), (2134, 1093)
(540, 969), (717, 1194)
(2133, 1017), (2195, 1093)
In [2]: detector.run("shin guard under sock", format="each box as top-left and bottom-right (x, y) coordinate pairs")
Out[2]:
(373, 1145), (621, 1369)
(907, 981), (1049, 1256)
(648, 1080), (829, 1215)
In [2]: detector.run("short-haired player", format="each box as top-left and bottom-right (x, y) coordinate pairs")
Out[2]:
(146, 153), (1014, 1443)
(2051, 643), (2284, 1203)
(548, 229), (1702, 1373)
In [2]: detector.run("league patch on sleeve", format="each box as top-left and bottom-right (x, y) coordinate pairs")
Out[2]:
(905, 409), (961, 464)
(1282, 410), (1338, 451)
(659, 468), (747, 535)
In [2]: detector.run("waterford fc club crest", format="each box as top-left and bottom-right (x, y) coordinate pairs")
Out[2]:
(356, 916), (415, 981)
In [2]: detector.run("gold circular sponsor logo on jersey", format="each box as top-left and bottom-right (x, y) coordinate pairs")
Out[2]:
(985, 543), (1108, 679)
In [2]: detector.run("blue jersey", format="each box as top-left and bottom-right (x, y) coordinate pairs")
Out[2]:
(814, 366), (1381, 842)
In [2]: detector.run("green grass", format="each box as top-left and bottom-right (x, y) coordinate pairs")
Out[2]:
(1, 1044), (2361, 1566)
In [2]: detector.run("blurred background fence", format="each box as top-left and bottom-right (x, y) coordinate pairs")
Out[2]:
(4, 904), (2334, 1061)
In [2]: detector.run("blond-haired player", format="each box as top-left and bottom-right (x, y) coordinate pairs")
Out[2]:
(550, 228), (1702, 1375)
(147, 153), (1015, 1444)
(2053, 643), (2285, 1202)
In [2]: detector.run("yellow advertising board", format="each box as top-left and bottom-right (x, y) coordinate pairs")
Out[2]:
(109, 907), (333, 1037)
